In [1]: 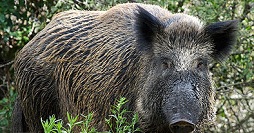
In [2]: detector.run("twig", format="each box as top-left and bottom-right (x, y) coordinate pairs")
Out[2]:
(231, 1), (237, 20)
(0, 61), (14, 68)
(230, 112), (254, 132)
(225, 94), (244, 132)
(217, 81), (254, 91)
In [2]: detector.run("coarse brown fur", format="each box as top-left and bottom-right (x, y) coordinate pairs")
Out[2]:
(12, 3), (238, 133)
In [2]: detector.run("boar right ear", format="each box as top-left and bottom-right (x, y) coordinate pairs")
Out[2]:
(135, 6), (165, 51)
(205, 20), (238, 61)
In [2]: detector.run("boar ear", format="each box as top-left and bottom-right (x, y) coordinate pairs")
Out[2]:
(205, 20), (238, 61)
(135, 6), (165, 51)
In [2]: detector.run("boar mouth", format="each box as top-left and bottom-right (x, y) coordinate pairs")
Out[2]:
(169, 119), (195, 133)
(153, 119), (195, 133)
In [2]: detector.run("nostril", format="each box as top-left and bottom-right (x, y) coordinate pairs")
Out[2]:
(170, 120), (195, 133)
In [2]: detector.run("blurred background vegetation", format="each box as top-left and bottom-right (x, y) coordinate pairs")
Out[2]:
(0, 0), (253, 132)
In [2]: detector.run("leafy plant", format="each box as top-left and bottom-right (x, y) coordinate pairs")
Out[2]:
(105, 97), (140, 133)
(0, 87), (17, 132)
(41, 97), (140, 133)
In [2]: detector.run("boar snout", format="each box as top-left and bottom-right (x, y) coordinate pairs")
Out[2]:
(162, 83), (201, 132)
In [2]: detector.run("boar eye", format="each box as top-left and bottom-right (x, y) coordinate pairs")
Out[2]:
(162, 62), (168, 69)
(162, 61), (172, 70)
(196, 60), (207, 69)
(197, 62), (203, 68)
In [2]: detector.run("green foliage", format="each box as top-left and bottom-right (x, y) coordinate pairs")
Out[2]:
(41, 112), (91, 133)
(41, 112), (97, 133)
(105, 97), (140, 133)
(80, 113), (97, 133)
(0, 87), (16, 132)
(41, 97), (140, 133)
(41, 115), (58, 133)
(0, 0), (253, 132)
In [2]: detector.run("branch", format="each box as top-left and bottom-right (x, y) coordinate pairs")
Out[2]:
(230, 112), (254, 132)
(231, 1), (238, 20)
(0, 61), (14, 68)
(217, 81), (254, 92)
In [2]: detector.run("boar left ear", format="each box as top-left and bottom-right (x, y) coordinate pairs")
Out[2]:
(205, 20), (238, 61)
(135, 6), (165, 51)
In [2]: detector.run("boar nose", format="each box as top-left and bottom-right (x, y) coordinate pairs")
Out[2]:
(169, 119), (195, 133)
